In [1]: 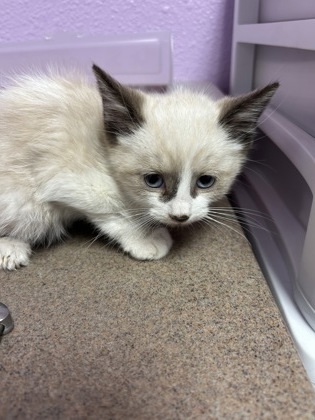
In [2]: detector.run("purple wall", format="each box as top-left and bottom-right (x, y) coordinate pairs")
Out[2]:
(0, 0), (233, 91)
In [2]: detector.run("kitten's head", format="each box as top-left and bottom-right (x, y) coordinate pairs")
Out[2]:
(93, 64), (278, 227)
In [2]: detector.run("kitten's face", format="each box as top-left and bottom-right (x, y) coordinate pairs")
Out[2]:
(92, 65), (278, 227)
(107, 91), (246, 226)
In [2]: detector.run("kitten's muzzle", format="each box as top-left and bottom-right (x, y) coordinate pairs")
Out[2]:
(169, 214), (190, 223)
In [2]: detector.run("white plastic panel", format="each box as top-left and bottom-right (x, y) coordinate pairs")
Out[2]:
(231, 0), (315, 385)
(0, 32), (172, 87)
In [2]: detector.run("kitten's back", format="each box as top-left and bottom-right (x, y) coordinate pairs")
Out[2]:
(0, 70), (109, 245)
(0, 70), (104, 173)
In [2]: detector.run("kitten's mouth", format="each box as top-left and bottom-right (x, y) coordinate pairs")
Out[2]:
(164, 218), (193, 228)
(152, 219), (190, 229)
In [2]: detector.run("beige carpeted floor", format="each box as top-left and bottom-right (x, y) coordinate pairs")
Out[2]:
(1, 198), (314, 419)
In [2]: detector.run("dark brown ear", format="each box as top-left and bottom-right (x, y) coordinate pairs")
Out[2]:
(218, 82), (279, 148)
(92, 64), (144, 141)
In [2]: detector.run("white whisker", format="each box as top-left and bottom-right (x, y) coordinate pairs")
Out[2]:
(203, 214), (247, 240)
(81, 230), (104, 249)
(209, 212), (271, 234)
(212, 206), (271, 220)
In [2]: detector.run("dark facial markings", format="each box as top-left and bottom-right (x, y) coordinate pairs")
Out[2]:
(159, 174), (180, 202)
(190, 177), (198, 199)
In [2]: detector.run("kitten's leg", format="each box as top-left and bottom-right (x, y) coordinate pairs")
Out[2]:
(0, 190), (68, 270)
(92, 214), (173, 260)
(43, 173), (173, 259)
(0, 237), (32, 270)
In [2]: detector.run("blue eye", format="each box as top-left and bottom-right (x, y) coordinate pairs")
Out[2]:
(144, 173), (164, 188)
(196, 175), (216, 189)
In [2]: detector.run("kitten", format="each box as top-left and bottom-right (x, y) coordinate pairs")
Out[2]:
(0, 64), (278, 270)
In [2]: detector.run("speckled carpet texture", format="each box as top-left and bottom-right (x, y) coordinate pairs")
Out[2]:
(1, 198), (314, 419)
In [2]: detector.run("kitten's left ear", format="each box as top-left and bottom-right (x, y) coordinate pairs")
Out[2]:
(92, 64), (145, 141)
(218, 82), (279, 147)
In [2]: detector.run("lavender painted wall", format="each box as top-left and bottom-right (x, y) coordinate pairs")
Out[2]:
(0, 0), (233, 91)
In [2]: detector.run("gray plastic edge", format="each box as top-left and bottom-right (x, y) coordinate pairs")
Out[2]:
(235, 20), (315, 51)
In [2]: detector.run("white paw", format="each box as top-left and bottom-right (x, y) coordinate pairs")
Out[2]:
(124, 228), (173, 260)
(0, 237), (32, 270)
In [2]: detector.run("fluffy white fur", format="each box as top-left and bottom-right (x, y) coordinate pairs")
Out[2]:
(0, 66), (278, 269)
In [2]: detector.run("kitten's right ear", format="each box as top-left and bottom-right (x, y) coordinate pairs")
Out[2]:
(218, 82), (279, 148)
(92, 64), (145, 141)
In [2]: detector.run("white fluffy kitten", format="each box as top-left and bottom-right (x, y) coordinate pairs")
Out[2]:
(0, 64), (278, 270)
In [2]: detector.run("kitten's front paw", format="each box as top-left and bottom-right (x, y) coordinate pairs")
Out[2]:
(125, 228), (173, 260)
(0, 237), (31, 270)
